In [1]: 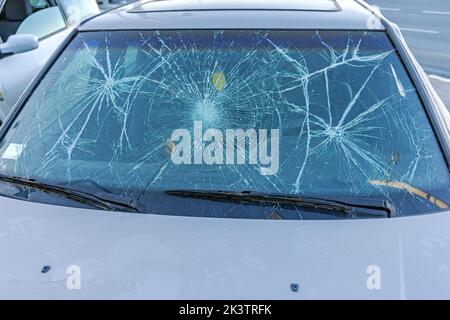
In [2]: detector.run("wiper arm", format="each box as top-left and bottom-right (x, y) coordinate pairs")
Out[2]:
(166, 190), (396, 218)
(0, 174), (140, 213)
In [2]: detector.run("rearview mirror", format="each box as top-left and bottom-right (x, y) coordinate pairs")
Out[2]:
(0, 34), (39, 55)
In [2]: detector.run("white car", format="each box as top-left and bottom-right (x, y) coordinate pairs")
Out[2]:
(0, 0), (100, 122)
(0, 0), (450, 300)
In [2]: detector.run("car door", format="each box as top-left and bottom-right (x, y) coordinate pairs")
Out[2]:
(0, 0), (99, 123)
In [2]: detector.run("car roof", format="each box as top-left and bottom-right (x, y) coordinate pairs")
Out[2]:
(79, 0), (384, 31)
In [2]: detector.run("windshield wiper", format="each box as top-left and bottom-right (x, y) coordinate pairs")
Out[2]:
(166, 190), (396, 218)
(0, 174), (140, 213)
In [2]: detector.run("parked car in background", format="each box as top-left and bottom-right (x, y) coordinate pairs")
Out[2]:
(0, 0), (100, 123)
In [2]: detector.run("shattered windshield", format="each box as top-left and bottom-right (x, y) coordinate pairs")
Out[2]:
(0, 30), (448, 219)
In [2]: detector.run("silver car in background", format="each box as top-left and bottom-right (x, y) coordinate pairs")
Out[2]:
(0, 0), (100, 122)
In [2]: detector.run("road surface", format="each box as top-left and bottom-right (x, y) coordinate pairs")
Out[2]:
(367, 0), (450, 108)
(368, 0), (450, 77)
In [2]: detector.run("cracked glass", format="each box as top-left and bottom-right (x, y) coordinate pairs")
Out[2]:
(0, 30), (448, 219)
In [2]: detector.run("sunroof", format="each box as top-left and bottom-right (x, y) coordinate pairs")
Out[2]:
(130, 0), (341, 13)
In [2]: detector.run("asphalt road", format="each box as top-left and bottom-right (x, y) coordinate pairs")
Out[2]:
(367, 0), (450, 107)
(368, 0), (450, 77)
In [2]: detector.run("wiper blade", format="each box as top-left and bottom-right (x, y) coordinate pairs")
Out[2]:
(0, 174), (140, 213)
(166, 190), (396, 218)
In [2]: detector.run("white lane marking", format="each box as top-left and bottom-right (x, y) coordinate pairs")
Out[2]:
(421, 10), (450, 15)
(429, 75), (450, 84)
(401, 27), (439, 34)
(380, 7), (401, 12)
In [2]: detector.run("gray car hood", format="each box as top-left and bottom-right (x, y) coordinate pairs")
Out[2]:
(0, 195), (450, 299)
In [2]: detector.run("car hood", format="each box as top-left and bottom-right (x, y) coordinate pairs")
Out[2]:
(0, 195), (450, 299)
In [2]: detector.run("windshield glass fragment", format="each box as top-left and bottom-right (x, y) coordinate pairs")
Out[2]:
(0, 30), (448, 219)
